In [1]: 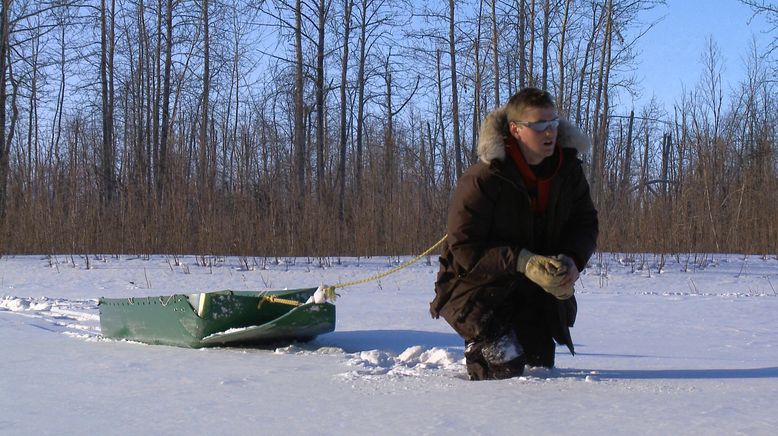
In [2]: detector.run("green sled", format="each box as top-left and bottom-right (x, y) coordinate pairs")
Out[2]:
(98, 288), (335, 348)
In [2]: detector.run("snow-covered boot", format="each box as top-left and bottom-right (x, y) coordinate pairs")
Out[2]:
(465, 330), (526, 380)
(464, 340), (491, 380)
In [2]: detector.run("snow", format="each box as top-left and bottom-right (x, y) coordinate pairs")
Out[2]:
(1, 253), (778, 435)
(305, 284), (331, 304)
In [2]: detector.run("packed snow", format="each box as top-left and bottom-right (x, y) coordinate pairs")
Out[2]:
(1, 253), (777, 435)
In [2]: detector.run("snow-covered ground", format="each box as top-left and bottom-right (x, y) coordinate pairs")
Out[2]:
(2, 253), (777, 435)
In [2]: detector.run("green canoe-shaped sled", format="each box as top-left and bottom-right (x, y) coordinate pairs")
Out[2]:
(98, 288), (335, 348)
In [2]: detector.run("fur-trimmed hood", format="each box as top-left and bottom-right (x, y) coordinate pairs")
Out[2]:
(476, 106), (591, 163)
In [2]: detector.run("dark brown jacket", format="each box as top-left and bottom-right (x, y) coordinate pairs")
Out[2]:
(431, 107), (598, 352)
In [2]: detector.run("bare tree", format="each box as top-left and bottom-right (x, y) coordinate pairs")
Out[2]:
(590, 0), (613, 200)
(100, 0), (116, 206)
(448, 0), (462, 178)
(434, 48), (451, 188)
(473, 0), (484, 152)
(517, 0), (527, 88)
(557, 0), (572, 108)
(314, 0), (331, 198)
(0, 0), (11, 219)
(541, 0), (550, 89)
(527, 0), (535, 86)
(575, 1), (604, 125)
(353, 0), (386, 193)
(291, 0), (307, 251)
(619, 109), (634, 194)
(337, 0), (353, 223)
(491, 0), (499, 105)
(740, 1), (778, 56)
(157, 0), (173, 199)
(198, 0), (212, 197)
(1, 0), (775, 256)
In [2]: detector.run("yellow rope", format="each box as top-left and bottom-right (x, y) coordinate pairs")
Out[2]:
(256, 235), (448, 306)
(260, 295), (302, 307)
(321, 234), (448, 301)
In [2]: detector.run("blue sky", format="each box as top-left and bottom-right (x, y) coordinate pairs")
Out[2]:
(623, 0), (774, 111)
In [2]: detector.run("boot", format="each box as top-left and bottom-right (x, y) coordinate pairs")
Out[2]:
(481, 329), (526, 379)
(464, 340), (491, 381)
(465, 330), (526, 380)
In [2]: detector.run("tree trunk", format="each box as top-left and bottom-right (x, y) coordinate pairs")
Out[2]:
(557, 0), (571, 108)
(100, 0), (117, 206)
(134, 0), (147, 194)
(436, 49), (450, 188)
(52, 21), (66, 163)
(517, 0), (526, 88)
(198, 0), (211, 196)
(541, 0), (549, 90)
(661, 132), (671, 197)
(315, 0), (329, 199)
(575, 2), (601, 125)
(639, 118), (649, 202)
(380, 55), (394, 250)
(621, 109), (634, 193)
(527, 0), (535, 87)
(598, 0), (613, 194)
(158, 0), (173, 200)
(0, 0), (10, 220)
(355, 0), (367, 193)
(145, 0), (154, 197)
(293, 0), (307, 249)
(384, 56), (394, 184)
(449, 0), (463, 178)
(152, 0), (163, 199)
(157, 0), (173, 204)
(337, 0), (352, 223)
(591, 0), (612, 200)
(474, 0), (483, 154)
(491, 0), (499, 105)
(26, 27), (40, 189)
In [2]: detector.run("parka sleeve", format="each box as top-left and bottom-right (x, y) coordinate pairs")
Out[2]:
(446, 167), (522, 278)
(559, 163), (599, 271)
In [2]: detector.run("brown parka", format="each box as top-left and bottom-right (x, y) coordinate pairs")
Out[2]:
(430, 107), (598, 356)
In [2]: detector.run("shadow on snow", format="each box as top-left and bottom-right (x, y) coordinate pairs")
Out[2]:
(562, 367), (778, 380)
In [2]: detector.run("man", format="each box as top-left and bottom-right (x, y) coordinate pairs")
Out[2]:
(431, 88), (598, 380)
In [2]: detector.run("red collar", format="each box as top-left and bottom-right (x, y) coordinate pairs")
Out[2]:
(504, 135), (563, 213)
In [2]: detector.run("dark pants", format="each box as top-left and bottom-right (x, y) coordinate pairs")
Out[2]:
(464, 288), (559, 379)
(511, 286), (559, 367)
(515, 319), (556, 368)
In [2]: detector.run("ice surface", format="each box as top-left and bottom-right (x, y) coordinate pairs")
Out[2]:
(1, 253), (778, 435)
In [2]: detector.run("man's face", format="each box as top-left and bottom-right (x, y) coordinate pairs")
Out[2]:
(509, 106), (559, 165)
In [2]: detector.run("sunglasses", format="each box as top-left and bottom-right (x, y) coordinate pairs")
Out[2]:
(513, 118), (560, 132)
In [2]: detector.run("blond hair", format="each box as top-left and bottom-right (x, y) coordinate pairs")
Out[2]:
(505, 88), (555, 123)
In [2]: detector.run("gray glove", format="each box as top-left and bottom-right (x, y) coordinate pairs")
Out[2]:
(516, 249), (568, 288)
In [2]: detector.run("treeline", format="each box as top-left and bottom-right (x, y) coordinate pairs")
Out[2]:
(0, 0), (775, 256)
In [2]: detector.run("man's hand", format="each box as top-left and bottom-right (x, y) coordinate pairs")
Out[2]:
(555, 255), (579, 287)
(517, 249), (568, 288)
(543, 255), (579, 300)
